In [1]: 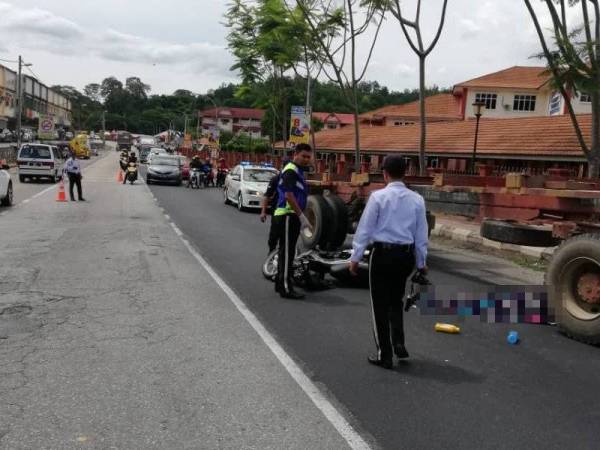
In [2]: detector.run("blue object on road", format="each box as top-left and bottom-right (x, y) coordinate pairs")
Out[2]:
(507, 331), (519, 345)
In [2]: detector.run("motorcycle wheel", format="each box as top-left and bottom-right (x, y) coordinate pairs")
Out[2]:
(263, 250), (278, 281)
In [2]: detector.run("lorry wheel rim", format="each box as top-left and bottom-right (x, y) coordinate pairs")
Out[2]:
(560, 257), (600, 319)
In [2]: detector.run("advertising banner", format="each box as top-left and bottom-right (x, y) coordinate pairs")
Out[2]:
(38, 114), (55, 140)
(289, 106), (311, 145)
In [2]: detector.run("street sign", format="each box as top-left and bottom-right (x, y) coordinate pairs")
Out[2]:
(38, 114), (55, 140)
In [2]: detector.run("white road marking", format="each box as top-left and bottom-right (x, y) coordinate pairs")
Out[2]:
(164, 216), (372, 450)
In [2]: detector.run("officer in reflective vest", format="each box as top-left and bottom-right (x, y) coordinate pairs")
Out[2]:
(273, 144), (313, 299)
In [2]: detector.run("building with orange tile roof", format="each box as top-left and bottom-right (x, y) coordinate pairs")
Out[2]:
(312, 112), (355, 130)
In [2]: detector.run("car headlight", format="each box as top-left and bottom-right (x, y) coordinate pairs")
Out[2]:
(245, 189), (262, 196)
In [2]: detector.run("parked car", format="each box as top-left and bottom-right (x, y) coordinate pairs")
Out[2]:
(146, 155), (183, 185)
(0, 161), (13, 206)
(224, 163), (278, 211)
(17, 144), (65, 183)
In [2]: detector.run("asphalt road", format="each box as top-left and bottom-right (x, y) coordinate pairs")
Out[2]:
(146, 177), (600, 450)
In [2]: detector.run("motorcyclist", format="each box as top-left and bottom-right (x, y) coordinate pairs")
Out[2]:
(202, 159), (214, 187)
(189, 155), (203, 186)
(124, 152), (138, 184)
(120, 150), (129, 171)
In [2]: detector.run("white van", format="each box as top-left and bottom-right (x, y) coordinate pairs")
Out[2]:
(17, 144), (65, 183)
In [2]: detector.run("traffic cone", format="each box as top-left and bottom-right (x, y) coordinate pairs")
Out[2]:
(117, 170), (124, 183)
(56, 179), (67, 202)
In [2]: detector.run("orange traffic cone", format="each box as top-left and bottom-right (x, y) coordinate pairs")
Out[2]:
(117, 170), (124, 183)
(56, 179), (67, 202)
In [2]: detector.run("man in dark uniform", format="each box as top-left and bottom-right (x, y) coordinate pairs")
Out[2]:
(350, 155), (429, 369)
(261, 158), (290, 253)
(272, 144), (313, 299)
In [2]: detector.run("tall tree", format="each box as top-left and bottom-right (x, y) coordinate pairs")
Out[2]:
(126, 77), (151, 99)
(371, 0), (449, 175)
(524, 0), (600, 178)
(297, 0), (385, 172)
(100, 77), (123, 99)
(83, 83), (102, 103)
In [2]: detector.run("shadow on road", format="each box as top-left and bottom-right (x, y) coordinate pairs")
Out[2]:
(396, 358), (486, 385)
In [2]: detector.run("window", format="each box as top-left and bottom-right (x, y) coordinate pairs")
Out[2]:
(580, 93), (592, 103)
(475, 93), (497, 110)
(513, 95), (536, 111)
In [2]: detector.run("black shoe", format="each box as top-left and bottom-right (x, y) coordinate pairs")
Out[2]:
(79, 198), (86, 202)
(394, 345), (409, 359)
(367, 355), (393, 370)
(280, 290), (305, 300)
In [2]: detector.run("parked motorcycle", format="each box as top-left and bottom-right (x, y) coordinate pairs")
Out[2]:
(216, 169), (228, 188)
(125, 162), (138, 184)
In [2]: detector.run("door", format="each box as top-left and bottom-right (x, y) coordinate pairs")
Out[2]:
(229, 166), (241, 199)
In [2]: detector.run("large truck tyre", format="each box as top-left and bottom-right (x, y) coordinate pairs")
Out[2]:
(480, 219), (559, 247)
(323, 195), (350, 250)
(301, 195), (334, 249)
(546, 234), (600, 344)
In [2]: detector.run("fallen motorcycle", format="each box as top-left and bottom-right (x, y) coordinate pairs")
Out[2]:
(262, 247), (370, 289)
(188, 168), (205, 189)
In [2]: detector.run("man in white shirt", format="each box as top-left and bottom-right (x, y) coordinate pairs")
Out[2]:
(64, 153), (85, 202)
(350, 155), (428, 369)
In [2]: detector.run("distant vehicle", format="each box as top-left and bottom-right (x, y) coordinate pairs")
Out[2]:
(65, 131), (74, 140)
(139, 146), (153, 164)
(69, 134), (91, 159)
(17, 144), (65, 183)
(146, 147), (167, 165)
(136, 135), (156, 148)
(0, 160), (13, 206)
(146, 155), (183, 185)
(224, 163), (278, 211)
(0, 129), (14, 143)
(176, 155), (190, 180)
(116, 130), (133, 151)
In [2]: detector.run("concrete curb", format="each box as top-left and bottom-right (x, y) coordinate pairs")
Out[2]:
(432, 223), (556, 261)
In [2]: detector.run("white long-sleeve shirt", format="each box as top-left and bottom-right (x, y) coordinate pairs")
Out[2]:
(64, 157), (81, 175)
(351, 181), (428, 268)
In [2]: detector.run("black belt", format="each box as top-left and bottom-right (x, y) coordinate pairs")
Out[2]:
(373, 242), (414, 252)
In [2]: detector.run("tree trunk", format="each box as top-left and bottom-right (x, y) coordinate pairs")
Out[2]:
(418, 55), (426, 176)
(589, 93), (600, 178)
(353, 92), (361, 173)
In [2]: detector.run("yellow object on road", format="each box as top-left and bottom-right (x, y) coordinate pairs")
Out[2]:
(69, 134), (91, 159)
(435, 323), (461, 334)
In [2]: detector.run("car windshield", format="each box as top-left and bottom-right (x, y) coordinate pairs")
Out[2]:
(152, 157), (180, 167)
(19, 146), (52, 159)
(243, 169), (277, 182)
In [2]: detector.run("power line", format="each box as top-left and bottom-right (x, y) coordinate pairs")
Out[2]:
(0, 57), (19, 64)
(25, 65), (42, 82)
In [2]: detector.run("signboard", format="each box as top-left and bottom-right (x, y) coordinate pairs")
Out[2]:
(38, 114), (55, 140)
(203, 127), (220, 145)
(289, 106), (311, 145)
(549, 91), (562, 116)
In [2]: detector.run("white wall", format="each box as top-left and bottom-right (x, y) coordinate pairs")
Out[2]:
(464, 88), (552, 119)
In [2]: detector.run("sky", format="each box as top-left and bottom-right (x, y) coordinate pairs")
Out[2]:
(0, 0), (574, 96)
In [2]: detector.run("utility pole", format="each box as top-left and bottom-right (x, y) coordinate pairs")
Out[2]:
(101, 110), (106, 148)
(15, 56), (32, 150)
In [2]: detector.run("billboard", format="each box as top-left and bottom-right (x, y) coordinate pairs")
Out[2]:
(38, 114), (56, 140)
(289, 106), (311, 145)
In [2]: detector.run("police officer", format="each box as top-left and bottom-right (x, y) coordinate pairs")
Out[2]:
(273, 144), (313, 299)
(350, 155), (428, 369)
(261, 158), (290, 253)
(64, 152), (85, 202)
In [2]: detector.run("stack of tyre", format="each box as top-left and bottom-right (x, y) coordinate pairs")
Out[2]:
(300, 194), (349, 251)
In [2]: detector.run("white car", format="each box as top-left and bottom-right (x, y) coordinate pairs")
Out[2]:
(224, 163), (278, 211)
(17, 144), (65, 183)
(0, 161), (13, 206)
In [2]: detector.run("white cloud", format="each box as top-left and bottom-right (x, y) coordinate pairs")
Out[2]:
(0, 1), (83, 40)
(394, 63), (416, 77)
(458, 18), (481, 39)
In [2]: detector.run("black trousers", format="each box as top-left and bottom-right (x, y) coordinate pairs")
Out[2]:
(68, 173), (82, 200)
(369, 246), (415, 360)
(268, 215), (278, 252)
(273, 214), (301, 294)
